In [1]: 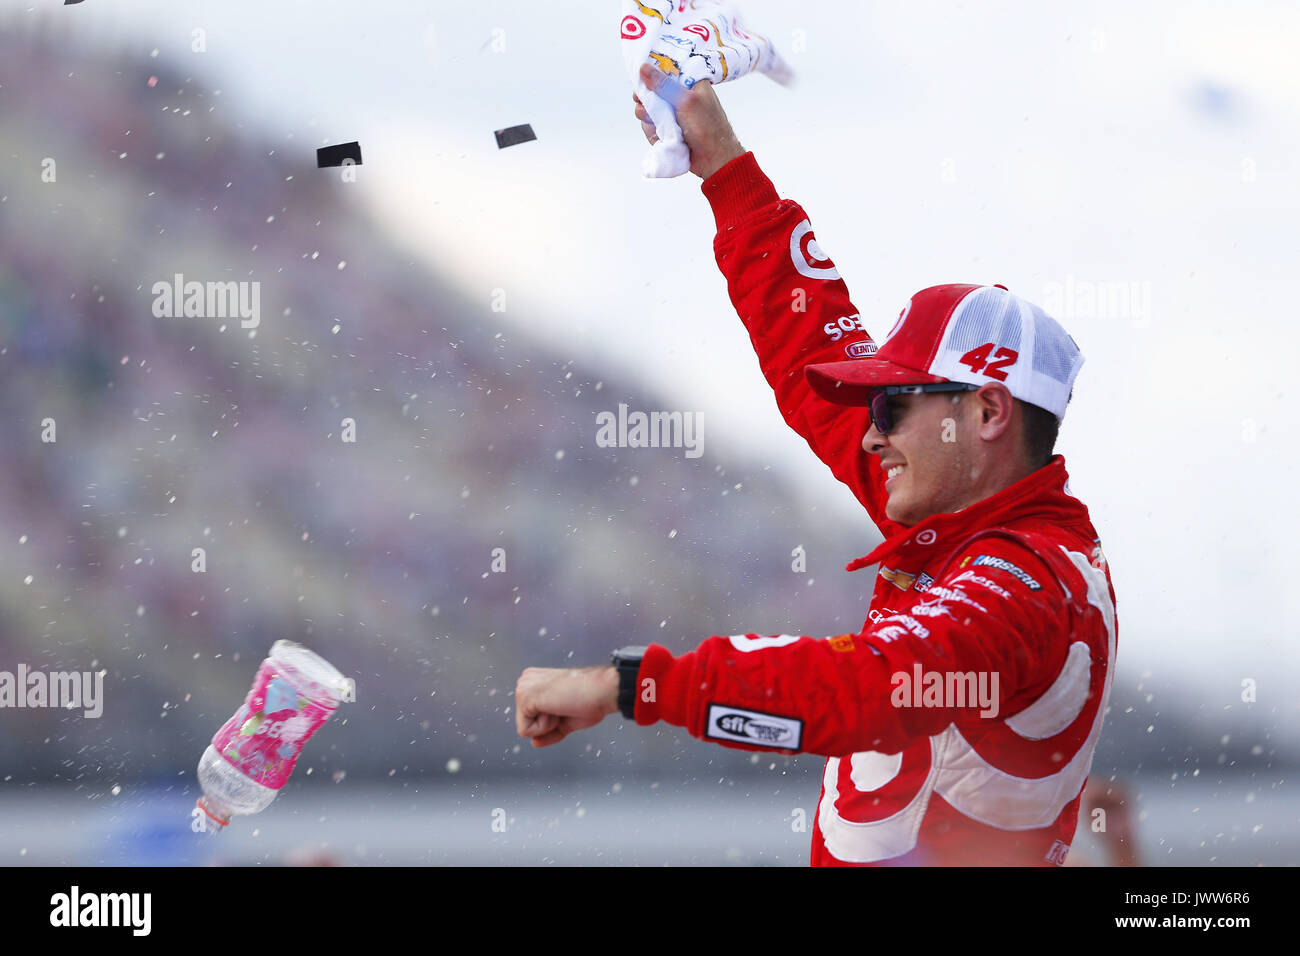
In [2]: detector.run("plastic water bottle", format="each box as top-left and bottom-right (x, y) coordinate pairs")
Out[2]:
(195, 640), (352, 830)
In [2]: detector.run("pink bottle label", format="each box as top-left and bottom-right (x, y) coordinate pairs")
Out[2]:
(210, 658), (338, 790)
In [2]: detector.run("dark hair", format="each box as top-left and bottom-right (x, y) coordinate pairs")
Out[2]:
(1018, 400), (1059, 468)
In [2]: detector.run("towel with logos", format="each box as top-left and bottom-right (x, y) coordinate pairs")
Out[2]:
(620, 0), (793, 178)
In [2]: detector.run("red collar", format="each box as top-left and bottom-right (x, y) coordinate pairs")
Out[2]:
(845, 456), (1090, 572)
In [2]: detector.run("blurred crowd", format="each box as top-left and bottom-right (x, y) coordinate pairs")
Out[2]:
(0, 29), (876, 783)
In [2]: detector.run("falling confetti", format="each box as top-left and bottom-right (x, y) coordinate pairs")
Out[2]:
(494, 124), (536, 149)
(316, 141), (363, 167)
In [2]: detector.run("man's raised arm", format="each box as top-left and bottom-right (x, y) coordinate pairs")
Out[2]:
(634, 64), (896, 536)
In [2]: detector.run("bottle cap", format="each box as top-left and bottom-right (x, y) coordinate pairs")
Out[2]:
(195, 796), (230, 832)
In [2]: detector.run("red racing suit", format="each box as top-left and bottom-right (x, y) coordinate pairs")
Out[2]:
(633, 152), (1118, 866)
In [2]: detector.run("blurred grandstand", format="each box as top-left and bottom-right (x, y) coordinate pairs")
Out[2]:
(0, 26), (881, 784)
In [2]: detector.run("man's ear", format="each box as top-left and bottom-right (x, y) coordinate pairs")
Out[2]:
(974, 384), (1015, 440)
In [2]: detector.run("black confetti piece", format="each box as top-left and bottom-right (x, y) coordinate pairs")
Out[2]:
(316, 141), (363, 168)
(494, 124), (536, 149)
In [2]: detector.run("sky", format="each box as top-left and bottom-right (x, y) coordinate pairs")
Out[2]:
(15, 0), (1300, 696)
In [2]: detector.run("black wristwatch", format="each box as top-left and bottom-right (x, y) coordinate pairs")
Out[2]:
(611, 646), (648, 720)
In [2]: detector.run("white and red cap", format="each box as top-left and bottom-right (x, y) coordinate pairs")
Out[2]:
(804, 284), (1084, 420)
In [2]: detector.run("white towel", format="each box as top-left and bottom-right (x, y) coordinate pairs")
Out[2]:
(620, 0), (793, 178)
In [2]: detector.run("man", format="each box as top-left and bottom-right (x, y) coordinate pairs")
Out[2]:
(514, 64), (1118, 866)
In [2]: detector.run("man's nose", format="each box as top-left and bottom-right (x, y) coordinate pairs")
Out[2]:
(863, 422), (888, 455)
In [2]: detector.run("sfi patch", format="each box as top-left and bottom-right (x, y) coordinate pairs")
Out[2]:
(970, 554), (1042, 590)
(706, 704), (803, 750)
(913, 572), (935, 593)
(1044, 840), (1071, 865)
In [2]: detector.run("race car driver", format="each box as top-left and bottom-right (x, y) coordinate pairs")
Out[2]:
(514, 64), (1118, 866)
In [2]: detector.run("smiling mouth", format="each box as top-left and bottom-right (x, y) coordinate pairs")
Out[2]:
(886, 465), (905, 481)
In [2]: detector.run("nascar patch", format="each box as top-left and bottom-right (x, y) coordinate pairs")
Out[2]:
(706, 704), (803, 750)
(970, 554), (1042, 590)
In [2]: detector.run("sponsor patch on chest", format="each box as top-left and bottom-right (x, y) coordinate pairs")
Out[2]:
(879, 566), (917, 590)
(706, 704), (803, 750)
(964, 554), (1042, 590)
(879, 566), (937, 593)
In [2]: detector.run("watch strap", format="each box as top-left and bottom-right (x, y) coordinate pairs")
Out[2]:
(611, 646), (647, 720)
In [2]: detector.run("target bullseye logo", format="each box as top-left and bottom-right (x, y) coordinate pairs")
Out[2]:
(621, 16), (646, 40)
(789, 219), (841, 280)
(885, 300), (912, 343)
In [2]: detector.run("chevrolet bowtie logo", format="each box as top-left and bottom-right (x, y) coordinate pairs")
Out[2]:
(879, 566), (917, 590)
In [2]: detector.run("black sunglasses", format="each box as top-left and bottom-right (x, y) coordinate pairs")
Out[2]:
(868, 383), (979, 435)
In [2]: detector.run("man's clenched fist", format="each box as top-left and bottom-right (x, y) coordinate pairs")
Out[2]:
(514, 665), (620, 747)
(634, 62), (746, 180)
